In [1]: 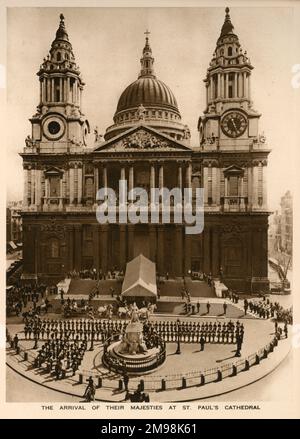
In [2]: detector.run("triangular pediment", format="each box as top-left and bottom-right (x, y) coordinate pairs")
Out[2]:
(93, 124), (192, 153)
(223, 164), (244, 176)
(44, 166), (63, 176)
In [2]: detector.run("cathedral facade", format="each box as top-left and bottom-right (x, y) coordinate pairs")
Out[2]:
(21, 9), (270, 292)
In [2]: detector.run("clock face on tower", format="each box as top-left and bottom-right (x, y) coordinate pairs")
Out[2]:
(43, 115), (65, 140)
(221, 111), (248, 138)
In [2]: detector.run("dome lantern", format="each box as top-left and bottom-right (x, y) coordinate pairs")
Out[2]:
(139, 30), (155, 78)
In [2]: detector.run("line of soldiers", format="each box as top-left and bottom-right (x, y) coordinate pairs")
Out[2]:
(23, 316), (245, 346)
(33, 338), (87, 379)
(146, 320), (245, 344)
(23, 316), (127, 342)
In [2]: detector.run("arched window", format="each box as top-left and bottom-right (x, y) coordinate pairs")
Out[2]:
(57, 52), (61, 61)
(49, 238), (59, 258)
(228, 46), (233, 56)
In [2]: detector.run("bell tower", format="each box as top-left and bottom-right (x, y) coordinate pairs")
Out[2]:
(197, 8), (271, 293)
(198, 7), (270, 213)
(29, 14), (89, 153)
(199, 7), (263, 148)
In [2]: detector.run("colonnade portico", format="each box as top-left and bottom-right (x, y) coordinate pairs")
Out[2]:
(94, 160), (193, 197)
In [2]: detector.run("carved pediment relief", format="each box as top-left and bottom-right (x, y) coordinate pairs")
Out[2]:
(95, 126), (191, 153)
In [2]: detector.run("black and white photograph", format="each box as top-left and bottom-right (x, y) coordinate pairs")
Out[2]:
(3, 0), (300, 419)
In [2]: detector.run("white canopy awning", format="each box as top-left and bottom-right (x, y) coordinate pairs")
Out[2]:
(121, 254), (157, 297)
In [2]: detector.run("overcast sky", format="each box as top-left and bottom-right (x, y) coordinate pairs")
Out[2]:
(6, 5), (299, 209)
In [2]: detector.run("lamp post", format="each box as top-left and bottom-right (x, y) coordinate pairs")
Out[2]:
(175, 319), (181, 354)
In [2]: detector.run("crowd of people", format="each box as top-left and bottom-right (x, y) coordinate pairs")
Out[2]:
(34, 338), (87, 379)
(245, 298), (293, 323)
(67, 268), (124, 280)
(6, 282), (56, 316)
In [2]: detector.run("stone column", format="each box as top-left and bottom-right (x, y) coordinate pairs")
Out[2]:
(215, 167), (221, 206)
(203, 167), (208, 204)
(210, 77), (214, 100)
(120, 165), (126, 182)
(103, 165), (108, 196)
(35, 169), (41, 208)
(234, 72), (238, 98)
(30, 169), (35, 206)
(225, 73), (228, 98)
(177, 162), (182, 190)
(224, 176), (229, 211)
(252, 166), (259, 209)
(59, 177), (63, 209)
(67, 77), (70, 103)
(247, 166), (253, 209)
(217, 73), (221, 98)
(211, 167), (217, 204)
(51, 78), (55, 102)
(77, 165), (82, 205)
(159, 163), (164, 189)
(220, 74), (224, 99)
(262, 164), (268, 210)
(129, 165), (134, 192)
(248, 74), (251, 101)
(240, 176), (245, 211)
(150, 163), (155, 189)
(39, 79), (42, 104)
(46, 79), (50, 103)
(69, 166), (75, 205)
(186, 162), (192, 188)
(119, 225), (127, 270)
(59, 77), (63, 102)
(243, 72), (248, 98)
(94, 166), (99, 202)
(23, 168), (28, 208)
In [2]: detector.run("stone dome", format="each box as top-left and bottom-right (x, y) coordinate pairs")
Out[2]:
(116, 76), (180, 116)
(104, 34), (189, 143)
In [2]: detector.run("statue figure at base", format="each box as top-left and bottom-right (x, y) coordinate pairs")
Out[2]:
(117, 302), (148, 355)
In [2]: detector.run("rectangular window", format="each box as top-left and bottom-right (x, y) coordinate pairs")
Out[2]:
(49, 176), (60, 197)
(229, 176), (238, 196)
